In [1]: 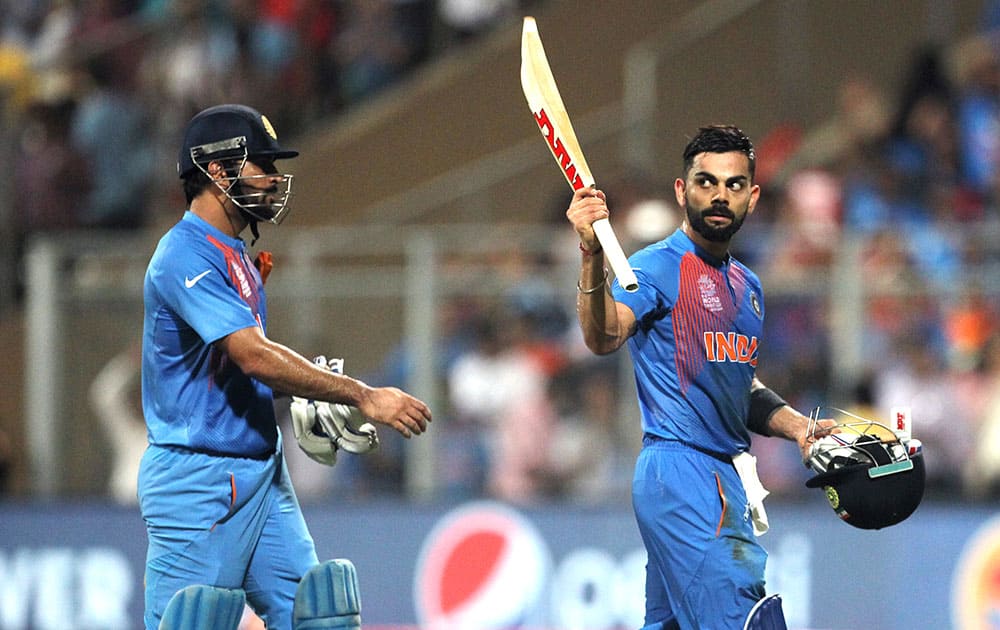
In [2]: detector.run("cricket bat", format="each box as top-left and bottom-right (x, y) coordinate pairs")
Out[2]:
(520, 16), (639, 292)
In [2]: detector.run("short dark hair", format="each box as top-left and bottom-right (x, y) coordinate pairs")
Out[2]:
(181, 158), (243, 203)
(182, 170), (213, 204)
(682, 125), (756, 180)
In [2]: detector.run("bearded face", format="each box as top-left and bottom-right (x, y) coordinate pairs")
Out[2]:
(675, 151), (759, 246)
(685, 199), (747, 242)
(215, 157), (293, 225)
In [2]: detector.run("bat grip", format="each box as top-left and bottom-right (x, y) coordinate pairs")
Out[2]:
(592, 218), (638, 292)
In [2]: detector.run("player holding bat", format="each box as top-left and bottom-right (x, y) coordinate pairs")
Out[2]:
(567, 125), (833, 629)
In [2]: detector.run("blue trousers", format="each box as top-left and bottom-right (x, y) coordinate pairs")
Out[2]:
(633, 440), (767, 630)
(138, 443), (318, 629)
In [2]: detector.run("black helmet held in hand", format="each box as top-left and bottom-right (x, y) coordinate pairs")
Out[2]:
(805, 407), (926, 530)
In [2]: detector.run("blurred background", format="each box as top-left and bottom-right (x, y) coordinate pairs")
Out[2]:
(1, 0), (1000, 628)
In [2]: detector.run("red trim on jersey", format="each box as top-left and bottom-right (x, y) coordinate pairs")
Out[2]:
(672, 252), (736, 392)
(205, 234), (263, 317)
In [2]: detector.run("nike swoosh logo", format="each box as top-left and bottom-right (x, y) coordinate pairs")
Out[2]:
(184, 270), (212, 288)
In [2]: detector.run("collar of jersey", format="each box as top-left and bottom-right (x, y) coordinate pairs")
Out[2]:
(182, 210), (246, 250)
(671, 228), (730, 269)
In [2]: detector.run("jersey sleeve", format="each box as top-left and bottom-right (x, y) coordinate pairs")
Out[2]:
(151, 244), (259, 345)
(612, 245), (679, 321)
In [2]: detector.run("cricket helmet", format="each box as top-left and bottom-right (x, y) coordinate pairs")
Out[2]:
(804, 407), (925, 530)
(177, 104), (297, 225)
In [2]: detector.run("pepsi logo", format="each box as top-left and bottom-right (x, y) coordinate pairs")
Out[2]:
(413, 502), (551, 629)
(952, 514), (1000, 629)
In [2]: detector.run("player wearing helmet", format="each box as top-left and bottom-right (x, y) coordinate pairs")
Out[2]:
(139, 104), (432, 629)
(566, 125), (834, 629)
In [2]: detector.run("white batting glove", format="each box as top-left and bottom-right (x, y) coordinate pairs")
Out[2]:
(290, 396), (338, 466)
(314, 401), (379, 454)
(289, 356), (380, 466)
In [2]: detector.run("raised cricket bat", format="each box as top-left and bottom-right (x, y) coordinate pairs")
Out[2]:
(520, 16), (639, 292)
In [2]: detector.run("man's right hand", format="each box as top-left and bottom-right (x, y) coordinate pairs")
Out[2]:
(357, 386), (431, 438)
(566, 186), (609, 253)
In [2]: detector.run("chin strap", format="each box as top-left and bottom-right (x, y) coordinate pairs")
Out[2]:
(224, 174), (261, 245)
(248, 217), (260, 245)
(238, 200), (259, 244)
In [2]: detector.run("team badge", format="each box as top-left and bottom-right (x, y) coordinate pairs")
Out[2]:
(750, 292), (762, 319)
(824, 486), (840, 509)
(261, 114), (278, 140)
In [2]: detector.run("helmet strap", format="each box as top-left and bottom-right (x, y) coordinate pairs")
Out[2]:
(248, 217), (260, 245)
(225, 169), (261, 245)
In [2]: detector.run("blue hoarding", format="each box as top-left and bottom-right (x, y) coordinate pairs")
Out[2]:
(0, 499), (996, 629)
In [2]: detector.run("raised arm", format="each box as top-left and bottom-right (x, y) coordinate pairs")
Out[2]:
(567, 186), (637, 355)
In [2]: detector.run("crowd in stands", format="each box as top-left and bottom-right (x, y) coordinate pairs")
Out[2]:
(738, 27), (1000, 500)
(0, 0), (525, 302)
(2, 1), (1000, 505)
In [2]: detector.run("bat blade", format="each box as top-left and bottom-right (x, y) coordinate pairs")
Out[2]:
(520, 16), (594, 190)
(520, 17), (639, 292)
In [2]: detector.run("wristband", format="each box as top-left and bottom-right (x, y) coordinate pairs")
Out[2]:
(579, 242), (603, 256)
(748, 386), (787, 435)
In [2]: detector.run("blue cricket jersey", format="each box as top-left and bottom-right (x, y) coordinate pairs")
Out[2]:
(614, 228), (765, 455)
(141, 211), (278, 456)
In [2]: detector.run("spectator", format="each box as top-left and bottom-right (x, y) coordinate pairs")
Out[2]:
(884, 46), (958, 201)
(27, 0), (76, 73)
(437, 0), (517, 44)
(547, 359), (633, 504)
(12, 96), (90, 300)
(779, 76), (892, 181)
(950, 35), (1000, 205)
(14, 96), (89, 235)
(252, 0), (301, 73)
(874, 331), (976, 493)
(334, 0), (412, 104)
(154, 2), (242, 108)
(446, 308), (552, 501)
(944, 285), (998, 372)
(294, 0), (344, 119)
(70, 55), (155, 229)
(487, 362), (559, 503)
(763, 169), (842, 283)
(88, 344), (146, 505)
(394, 0), (435, 69)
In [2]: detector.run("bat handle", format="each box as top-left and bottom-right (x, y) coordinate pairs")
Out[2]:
(592, 218), (638, 292)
